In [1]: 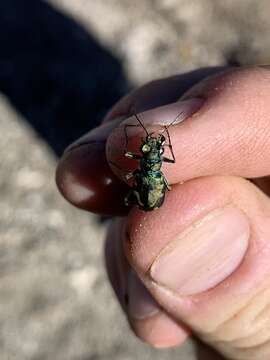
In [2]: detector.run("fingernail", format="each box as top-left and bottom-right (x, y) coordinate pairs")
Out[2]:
(150, 206), (250, 296)
(121, 98), (204, 130)
(128, 270), (160, 320)
(143, 98), (204, 126)
(64, 116), (125, 153)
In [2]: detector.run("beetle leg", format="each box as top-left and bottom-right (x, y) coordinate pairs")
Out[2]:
(108, 160), (132, 183)
(125, 172), (134, 181)
(124, 191), (133, 206)
(125, 152), (141, 159)
(133, 190), (144, 207)
(162, 156), (175, 164)
(163, 125), (176, 163)
(163, 175), (171, 191)
(126, 168), (141, 181)
(125, 190), (143, 207)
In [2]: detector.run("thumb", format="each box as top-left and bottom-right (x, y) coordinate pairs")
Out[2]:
(124, 176), (270, 360)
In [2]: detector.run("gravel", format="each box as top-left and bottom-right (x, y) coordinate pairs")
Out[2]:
(1, 1), (268, 359)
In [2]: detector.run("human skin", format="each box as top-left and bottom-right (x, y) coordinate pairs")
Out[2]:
(56, 67), (270, 359)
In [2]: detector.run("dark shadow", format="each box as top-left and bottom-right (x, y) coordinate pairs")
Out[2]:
(0, 0), (129, 156)
(225, 47), (243, 66)
(196, 340), (227, 360)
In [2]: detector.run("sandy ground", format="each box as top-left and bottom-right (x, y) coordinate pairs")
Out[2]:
(1, 1), (270, 359)
(0, 94), (197, 359)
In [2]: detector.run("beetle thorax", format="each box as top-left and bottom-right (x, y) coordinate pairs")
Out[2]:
(140, 137), (163, 171)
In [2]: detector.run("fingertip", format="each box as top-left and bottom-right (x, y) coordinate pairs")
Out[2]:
(129, 311), (190, 348)
(56, 143), (129, 216)
(105, 219), (191, 349)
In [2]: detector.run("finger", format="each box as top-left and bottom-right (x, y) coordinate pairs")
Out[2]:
(56, 67), (227, 215)
(103, 67), (228, 123)
(107, 66), (270, 184)
(56, 118), (130, 215)
(124, 175), (270, 359)
(105, 218), (190, 348)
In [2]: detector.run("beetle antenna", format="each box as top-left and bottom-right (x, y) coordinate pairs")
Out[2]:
(133, 113), (149, 136)
(161, 111), (184, 134)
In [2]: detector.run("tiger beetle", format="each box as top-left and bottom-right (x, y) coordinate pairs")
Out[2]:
(120, 111), (182, 211)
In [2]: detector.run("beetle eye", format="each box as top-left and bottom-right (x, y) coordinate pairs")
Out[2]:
(142, 144), (151, 153)
(158, 134), (165, 144)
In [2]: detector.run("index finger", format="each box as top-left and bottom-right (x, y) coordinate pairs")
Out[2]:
(56, 67), (226, 215)
(107, 67), (270, 184)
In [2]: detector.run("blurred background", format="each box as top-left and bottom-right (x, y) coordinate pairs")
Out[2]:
(1, 1), (270, 359)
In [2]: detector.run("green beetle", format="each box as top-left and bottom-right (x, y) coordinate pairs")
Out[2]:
(124, 113), (179, 211)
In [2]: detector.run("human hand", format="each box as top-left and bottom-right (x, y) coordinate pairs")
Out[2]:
(56, 66), (270, 359)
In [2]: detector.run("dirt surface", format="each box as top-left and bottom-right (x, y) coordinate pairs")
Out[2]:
(1, 1), (269, 359)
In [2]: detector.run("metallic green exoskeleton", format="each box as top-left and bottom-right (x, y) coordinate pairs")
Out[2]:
(124, 113), (177, 211)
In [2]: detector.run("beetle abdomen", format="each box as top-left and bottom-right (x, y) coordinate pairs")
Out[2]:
(135, 170), (166, 211)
